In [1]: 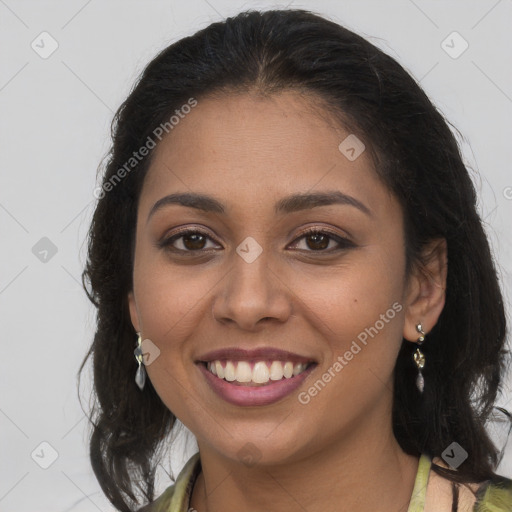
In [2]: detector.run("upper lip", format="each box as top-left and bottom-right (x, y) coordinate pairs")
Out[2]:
(196, 347), (316, 364)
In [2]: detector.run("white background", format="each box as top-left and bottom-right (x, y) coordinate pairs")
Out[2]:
(1, 1), (511, 510)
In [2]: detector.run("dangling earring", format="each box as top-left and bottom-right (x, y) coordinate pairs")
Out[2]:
(413, 323), (426, 393)
(134, 332), (146, 390)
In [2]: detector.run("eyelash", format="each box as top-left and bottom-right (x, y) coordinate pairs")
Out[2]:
(158, 227), (355, 255)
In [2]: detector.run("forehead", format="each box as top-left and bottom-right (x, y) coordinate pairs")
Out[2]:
(140, 91), (395, 218)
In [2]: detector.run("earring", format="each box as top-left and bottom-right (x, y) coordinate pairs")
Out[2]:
(134, 332), (146, 390)
(413, 324), (426, 393)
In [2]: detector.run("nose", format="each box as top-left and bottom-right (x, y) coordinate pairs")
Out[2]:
(211, 250), (293, 330)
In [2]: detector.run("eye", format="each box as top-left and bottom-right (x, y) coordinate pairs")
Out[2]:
(159, 228), (220, 253)
(158, 227), (355, 255)
(289, 228), (355, 252)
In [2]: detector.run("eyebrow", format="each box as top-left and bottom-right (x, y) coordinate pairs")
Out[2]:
(146, 190), (371, 224)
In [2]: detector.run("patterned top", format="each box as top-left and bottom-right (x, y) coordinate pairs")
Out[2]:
(137, 452), (512, 512)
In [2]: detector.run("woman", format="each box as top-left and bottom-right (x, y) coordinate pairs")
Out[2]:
(80, 8), (512, 512)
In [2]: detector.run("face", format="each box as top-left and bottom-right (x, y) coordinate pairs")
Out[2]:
(128, 91), (416, 465)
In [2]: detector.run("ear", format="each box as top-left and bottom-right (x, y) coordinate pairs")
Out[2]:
(403, 238), (447, 341)
(128, 291), (141, 333)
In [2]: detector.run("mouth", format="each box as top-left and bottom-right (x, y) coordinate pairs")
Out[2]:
(194, 348), (318, 406)
(199, 359), (315, 386)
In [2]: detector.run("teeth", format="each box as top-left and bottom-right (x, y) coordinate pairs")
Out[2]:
(224, 361), (236, 381)
(292, 363), (303, 376)
(215, 361), (224, 379)
(269, 361), (284, 380)
(235, 361), (252, 382)
(206, 360), (309, 385)
(253, 362), (270, 384)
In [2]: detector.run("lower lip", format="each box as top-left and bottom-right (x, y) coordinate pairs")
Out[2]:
(197, 362), (317, 407)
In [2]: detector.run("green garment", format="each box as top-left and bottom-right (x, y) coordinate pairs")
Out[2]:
(137, 452), (512, 511)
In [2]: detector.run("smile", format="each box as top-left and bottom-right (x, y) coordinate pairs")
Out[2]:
(204, 360), (311, 386)
(195, 347), (318, 406)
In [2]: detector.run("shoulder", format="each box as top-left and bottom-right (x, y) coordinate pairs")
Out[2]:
(136, 486), (175, 512)
(136, 452), (201, 512)
(473, 474), (512, 512)
(427, 457), (512, 512)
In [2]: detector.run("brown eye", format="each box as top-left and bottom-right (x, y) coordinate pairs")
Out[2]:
(158, 227), (354, 255)
(159, 229), (220, 253)
(305, 232), (330, 250)
(290, 229), (355, 252)
(181, 232), (207, 250)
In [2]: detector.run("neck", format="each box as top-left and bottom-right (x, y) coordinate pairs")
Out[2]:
(190, 404), (420, 512)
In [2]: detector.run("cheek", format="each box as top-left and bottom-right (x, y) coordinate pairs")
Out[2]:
(131, 262), (200, 389)
(134, 269), (208, 418)
(135, 265), (211, 346)
(297, 246), (406, 372)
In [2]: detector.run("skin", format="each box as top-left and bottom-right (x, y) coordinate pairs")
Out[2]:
(424, 459), (480, 511)
(128, 91), (450, 511)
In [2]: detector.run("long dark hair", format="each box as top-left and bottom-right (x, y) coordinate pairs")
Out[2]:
(79, 8), (510, 511)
